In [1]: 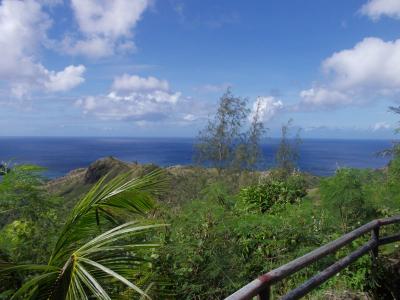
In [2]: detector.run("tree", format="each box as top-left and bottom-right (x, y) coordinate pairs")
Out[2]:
(234, 99), (266, 171)
(275, 119), (301, 178)
(194, 89), (265, 173)
(0, 170), (168, 299)
(379, 106), (400, 158)
(0, 161), (10, 176)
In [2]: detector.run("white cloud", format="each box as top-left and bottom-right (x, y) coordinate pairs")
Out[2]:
(183, 114), (197, 121)
(372, 121), (392, 131)
(300, 87), (351, 108)
(66, 0), (150, 58)
(44, 65), (86, 92)
(62, 36), (114, 58)
(300, 37), (400, 108)
(361, 0), (400, 20)
(0, 0), (85, 97)
(112, 74), (169, 93)
(76, 74), (184, 121)
(0, 0), (49, 76)
(323, 37), (400, 91)
(250, 96), (283, 122)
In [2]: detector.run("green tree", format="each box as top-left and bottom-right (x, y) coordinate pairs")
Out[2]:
(195, 89), (265, 173)
(234, 99), (266, 171)
(275, 119), (301, 178)
(0, 161), (10, 176)
(1, 170), (168, 299)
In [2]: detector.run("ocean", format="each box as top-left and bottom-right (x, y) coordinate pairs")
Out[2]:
(0, 137), (393, 178)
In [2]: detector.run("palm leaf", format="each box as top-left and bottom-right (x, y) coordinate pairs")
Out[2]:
(50, 169), (168, 265)
(10, 271), (59, 300)
(6, 169), (169, 299)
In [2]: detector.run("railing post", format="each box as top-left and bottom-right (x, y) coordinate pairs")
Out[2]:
(258, 285), (270, 300)
(371, 226), (379, 264)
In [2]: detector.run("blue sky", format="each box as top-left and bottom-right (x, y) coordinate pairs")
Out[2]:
(1, 0), (400, 138)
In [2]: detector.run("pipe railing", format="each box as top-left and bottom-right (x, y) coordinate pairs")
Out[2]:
(225, 215), (400, 300)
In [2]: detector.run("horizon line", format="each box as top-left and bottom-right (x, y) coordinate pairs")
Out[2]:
(0, 135), (397, 141)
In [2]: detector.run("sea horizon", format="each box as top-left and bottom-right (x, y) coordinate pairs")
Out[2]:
(0, 136), (397, 141)
(0, 136), (393, 178)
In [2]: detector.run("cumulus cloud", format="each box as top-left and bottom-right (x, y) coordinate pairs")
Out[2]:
(76, 74), (184, 121)
(44, 65), (86, 92)
(112, 74), (170, 93)
(62, 36), (114, 58)
(250, 96), (283, 122)
(0, 0), (85, 97)
(65, 0), (150, 58)
(361, 0), (400, 20)
(323, 38), (400, 91)
(372, 121), (392, 131)
(299, 87), (351, 108)
(300, 37), (400, 108)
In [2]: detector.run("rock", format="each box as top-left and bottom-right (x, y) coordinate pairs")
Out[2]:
(84, 156), (131, 184)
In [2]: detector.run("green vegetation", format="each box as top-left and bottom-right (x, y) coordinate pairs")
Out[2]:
(275, 119), (302, 178)
(154, 163), (400, 299)
(194, 89), (265, 173)
(1, 93), (400, 299)
(1, 168), (168, 299)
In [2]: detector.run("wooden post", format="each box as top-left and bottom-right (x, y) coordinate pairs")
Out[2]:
(258, 285), (270, 300)
(371, 226), (379, 265)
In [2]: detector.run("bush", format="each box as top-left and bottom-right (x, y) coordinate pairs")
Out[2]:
(0, 165), (61, 264)
(156, 194), (348, 299)
(320, 168), (364, 230)
(236, 174), (307, 213)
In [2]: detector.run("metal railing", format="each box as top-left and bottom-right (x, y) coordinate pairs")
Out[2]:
(225, 215), (400, 300)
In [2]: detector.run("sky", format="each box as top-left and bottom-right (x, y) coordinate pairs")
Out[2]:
(1, 0), (400, 139)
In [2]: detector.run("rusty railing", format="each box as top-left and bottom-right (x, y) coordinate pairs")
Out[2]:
(225, 215), (400, 300)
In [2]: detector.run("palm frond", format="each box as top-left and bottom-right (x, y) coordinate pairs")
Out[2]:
(8, 169), (168, 300)
(50, 168), (168, 264)
(47, 222), (167, 299)
(10, 271), (59, 300)
(0, 264), (60, 273)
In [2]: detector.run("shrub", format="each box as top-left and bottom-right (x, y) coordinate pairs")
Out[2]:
(236, 175), (307, 213)
(320, 168), (376, 232)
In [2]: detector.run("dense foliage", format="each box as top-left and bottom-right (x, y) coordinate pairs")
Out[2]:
(154, 162), (400, 299)
(236, 173), (307, 213)
(1, 155), (400, 299)
(0, 168), (168, 299)
(0, 165), (61, 264)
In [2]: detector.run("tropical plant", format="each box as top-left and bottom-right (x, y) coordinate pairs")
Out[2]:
(0, 165), (60, 264)
(275, 119), (302, 178)
(320, 168), (367, 232)
(0, 169), (168, 299)
(236, 175), (307, 213)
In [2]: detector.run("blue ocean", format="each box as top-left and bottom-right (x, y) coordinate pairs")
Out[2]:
(0, 137), (393, 178)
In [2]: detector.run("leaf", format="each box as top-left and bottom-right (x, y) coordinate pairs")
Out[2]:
(49, 169), (168, 265)
(78, 257), (151, 299)
(10, 272), (58, 300)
